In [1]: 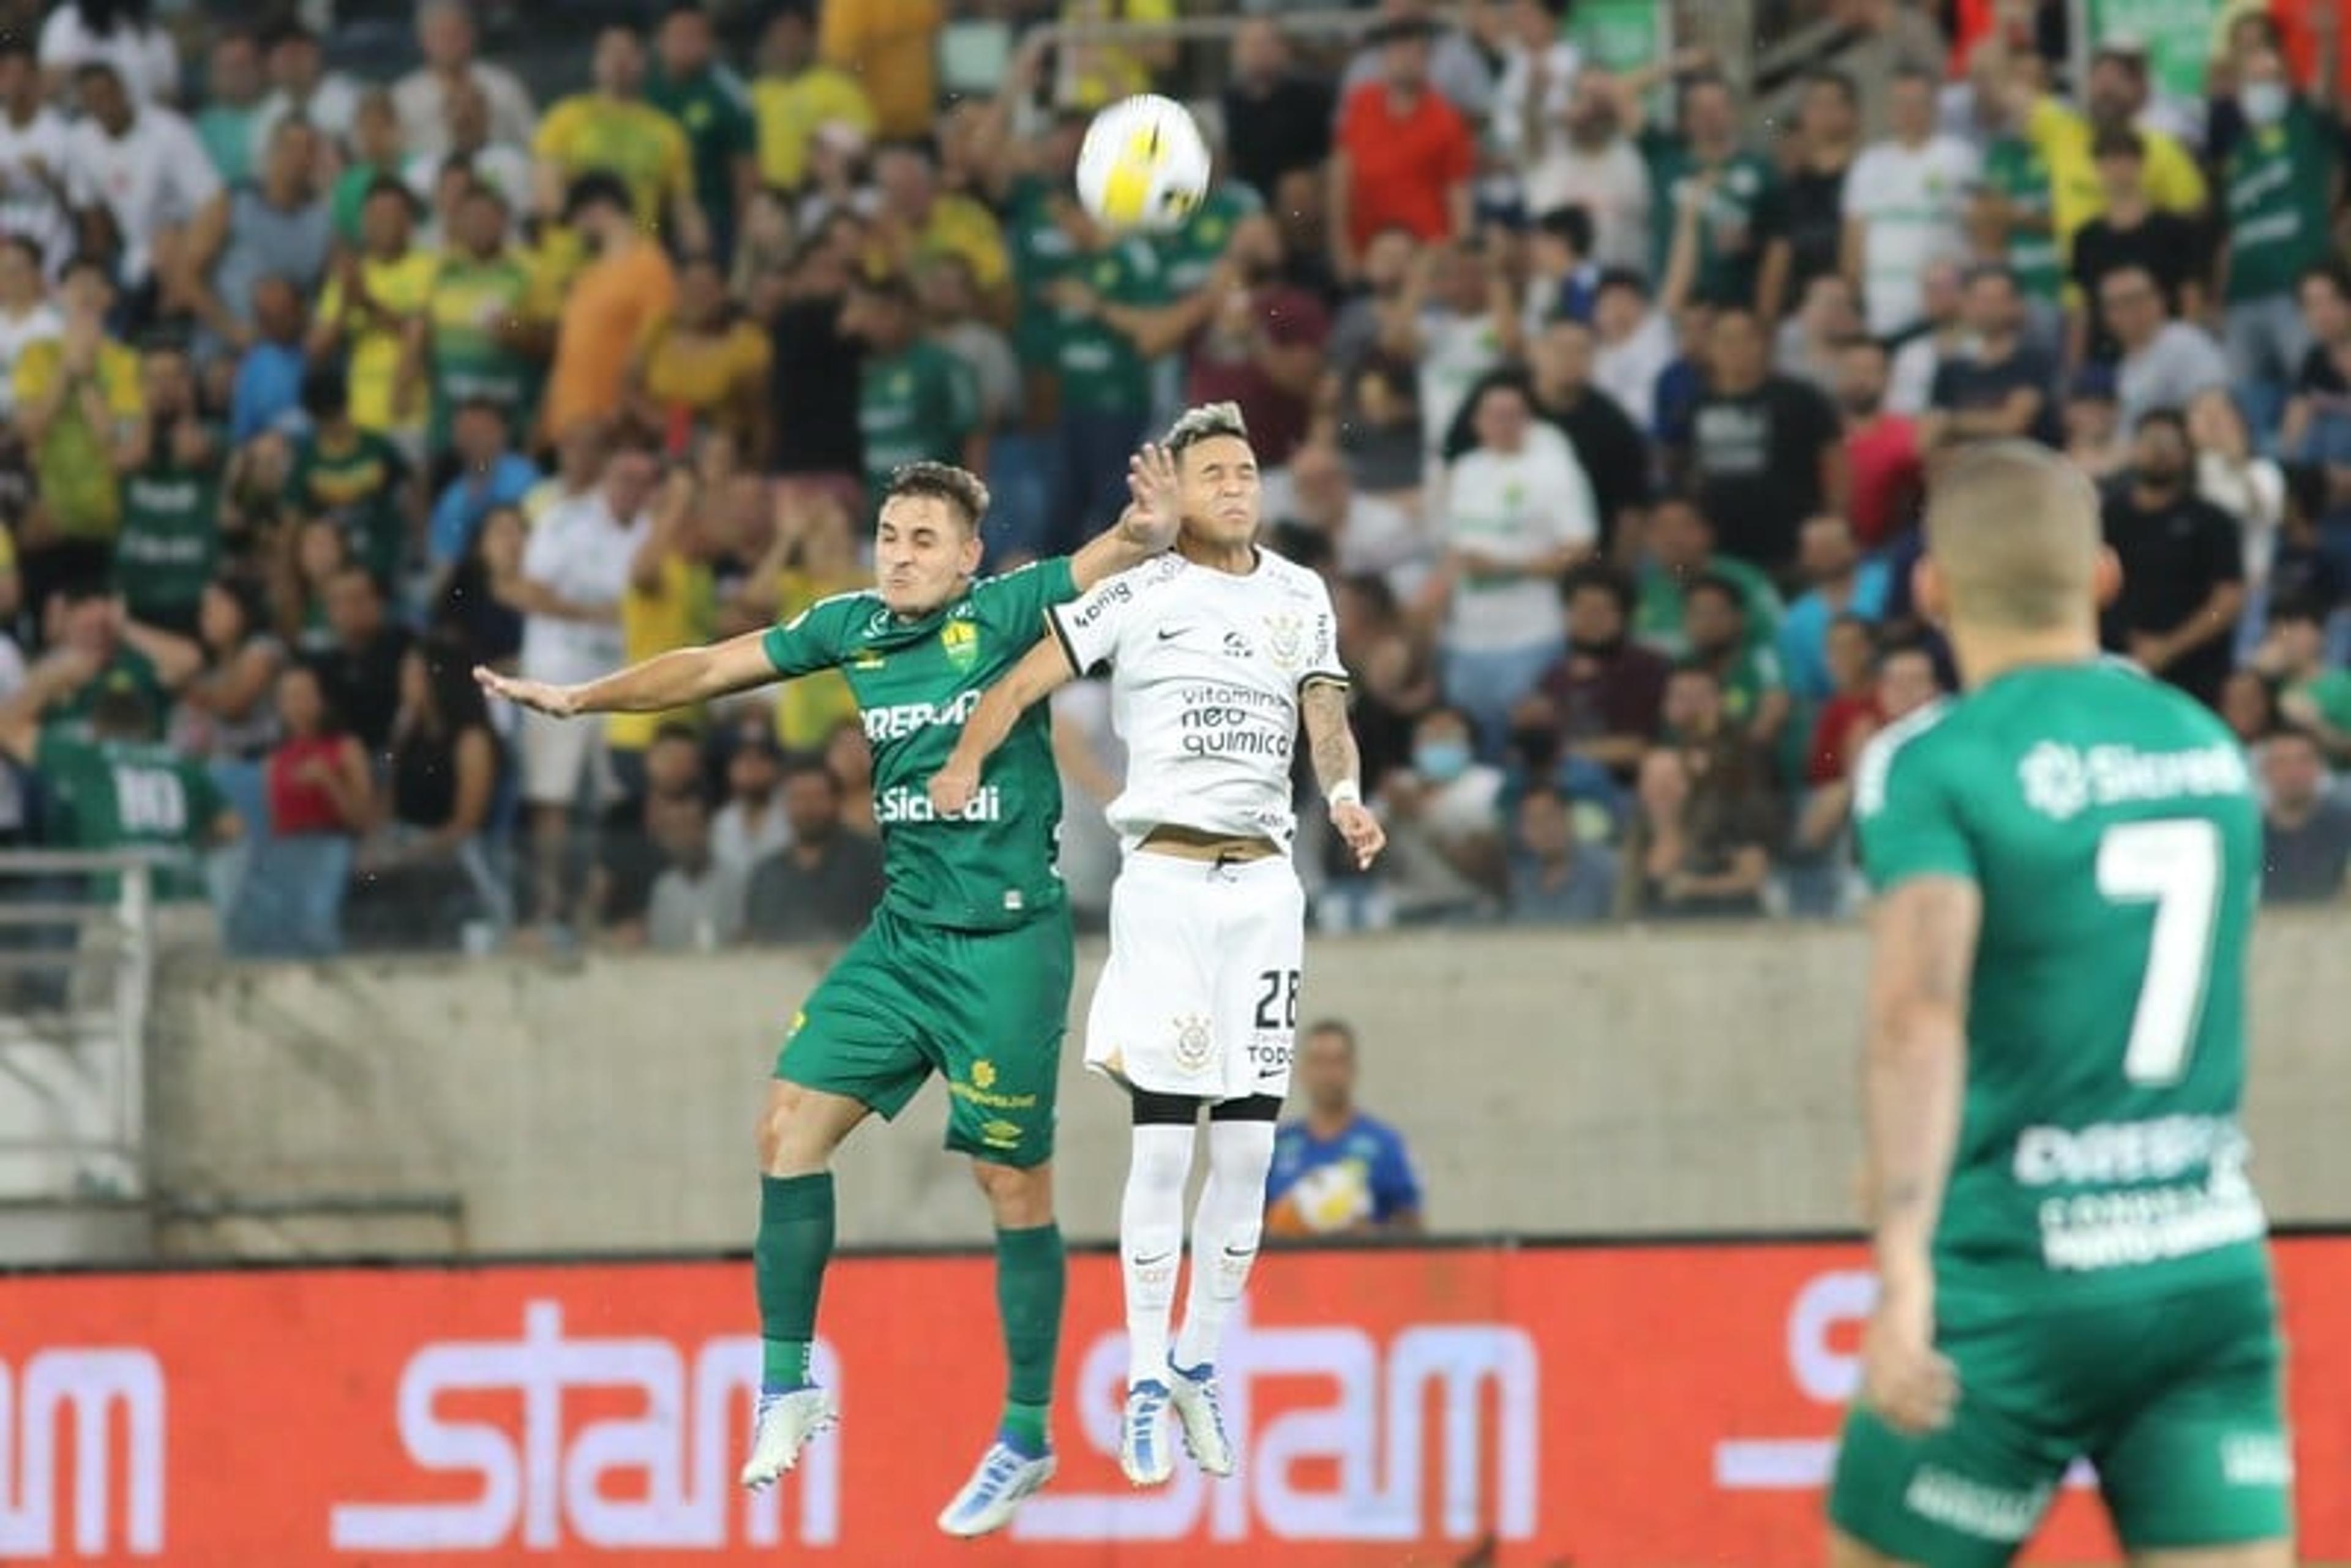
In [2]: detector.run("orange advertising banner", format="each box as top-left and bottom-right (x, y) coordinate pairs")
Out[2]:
(0, 1239), (2345, 1566)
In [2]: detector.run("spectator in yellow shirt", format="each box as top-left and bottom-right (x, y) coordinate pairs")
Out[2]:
(750, 5), (876, 190)
(733, 484), (861, 752)
(609, 467), (721, 781)
(869, 143), (1011, 321)
(533, 25), (709, 256)
(13, 257), (146, 594)
(1056, 0), (1177, 111)
(628, 254), (772, 462)
(2017, 42), (2208, 253)
(309, 178), (441, 452)
(818, 0), (939, 140)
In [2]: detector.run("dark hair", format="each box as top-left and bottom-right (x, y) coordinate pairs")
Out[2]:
(1803, 66), (1859, 105)
(779, 754), (842, 793)
(883, 460), (989, 531)
(414, 631), (490, 735)
(89, 686), (154, 740)
(1562, 561), (1636, 617)
(1303, 1018), (1357, 1053)
(60, 252), (113, 288)
(203, 573), (269, 645)
(2268, 723), (2324, 756)
(54, 575), (115, 609)
(1534, 204), (1594, 257)
(279, 659), (345, 735)
(365, 173), (418, 211)
(0, 33), (29, 62)
(260, 16), (318, 50)
(851, 268), (915, 307)
(0, 233), (40, 270)
(2133, 405), (2190, 440)
(1962, 261), (2019, 294)
(563, 170), (634, 223)
(2091, 125), (2146, 162)
(1828, 609), (1877, 640)
(1594, 266), (1649, 300)
(1684, 571), (1746, 613)
(2284, 461), (2330, 523)
(1891, 62), (1938, 90)
(299, 364), (350, 421)
(2298, 262), (2351, 301)
(2267, 596), (2329, 631)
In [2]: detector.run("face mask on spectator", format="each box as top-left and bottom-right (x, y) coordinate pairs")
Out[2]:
(2241, 82), (2288, 127)
(1415, 740), (1471, 783)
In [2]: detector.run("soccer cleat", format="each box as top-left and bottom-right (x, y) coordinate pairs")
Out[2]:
(937, 1439), (1057, 1537)
(740, 1386), (838, 1490)
(1168, 1361), (1235, 1476)
(1119, 1379), (1175, 1486)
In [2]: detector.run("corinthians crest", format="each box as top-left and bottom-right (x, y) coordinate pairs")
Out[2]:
(1170, 1013), (1215, 1071)
(1263, 611), (1305, 672)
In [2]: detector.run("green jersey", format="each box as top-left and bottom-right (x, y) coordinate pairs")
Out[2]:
(648, 66), (759, 241)
(1981, 135), (2062, 302)
(2223, 100), (2338, 303)
(427, 255), (541, 449)
(287, 426), (411, 587)
(1006, 174), (1080, 372)
(1643, 133), (1775, 308)
(858, 340), (978, 497)
(1634, 555), (1783, 659)
(53, 648), (170, 741)
(1052, 238), (1164, 415)
(760, 558), (1079, 931)
(114, 445), (221, 623)
(1853, 661), (2268, 1316)
(35, 726), (224, 899)
(1153, 182), (1262, 299)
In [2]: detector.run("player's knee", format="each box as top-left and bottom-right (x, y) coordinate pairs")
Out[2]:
(971, 1158), (1052, 1225)
(757, 1082), (846, 1176)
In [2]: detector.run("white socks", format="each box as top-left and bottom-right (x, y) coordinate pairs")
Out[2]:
(1119, 1119), (1280, 1387)
(1173, 1120), (1274, 1374)
(1120, 1125), (1194, 1387)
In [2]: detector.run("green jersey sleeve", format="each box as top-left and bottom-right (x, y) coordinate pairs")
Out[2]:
(969, 556), (1078, 645)
(180, 757), (227, 830)
(1852, 705), (1979, 891)
(761, 593), (868, 680)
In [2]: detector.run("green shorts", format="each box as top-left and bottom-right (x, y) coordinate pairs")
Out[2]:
(1829, 1272), (2293, 1566)
(776, 900), (1074, 1168)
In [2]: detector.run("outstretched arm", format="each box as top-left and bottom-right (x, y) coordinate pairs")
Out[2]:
(476, 626), (780, 718)
(0, 647), (98, 765)
(929, 636), (1078, 814)
(1302, 679), (1384, 869)
(1858, 875), (1977, 1436)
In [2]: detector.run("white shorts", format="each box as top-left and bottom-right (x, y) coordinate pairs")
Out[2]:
(517, 709), (610, 808)
(1084, 850), (1307, 1103)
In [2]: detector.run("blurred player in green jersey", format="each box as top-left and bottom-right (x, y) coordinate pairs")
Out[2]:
(1831, 441), (2293, 1566)
(481, 456), (1178, 1537)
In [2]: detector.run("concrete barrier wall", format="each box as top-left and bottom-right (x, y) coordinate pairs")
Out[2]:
(146, 915), (2351, 1258)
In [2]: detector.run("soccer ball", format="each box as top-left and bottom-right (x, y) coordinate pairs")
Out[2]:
(1074, 94), (1212, 234)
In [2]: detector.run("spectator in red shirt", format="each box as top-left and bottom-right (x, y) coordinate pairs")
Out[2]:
(1835, 333), (1922, 548)
(1183, 213), (1329, 470)
(1329, 17), (1474, 280)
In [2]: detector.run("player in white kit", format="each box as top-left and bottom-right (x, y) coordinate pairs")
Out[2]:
(931, 406), (1384, 1486)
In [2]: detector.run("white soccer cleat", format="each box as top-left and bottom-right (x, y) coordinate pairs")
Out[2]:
(1168, 1362), (1235, 1476)
(1119, 1378), (1176, 1486)
(739, 1386), (838, 1490)
(937, 1439), (1057, 1537)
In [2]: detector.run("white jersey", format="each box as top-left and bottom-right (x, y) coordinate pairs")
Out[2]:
(1049, 549), (1346, 853)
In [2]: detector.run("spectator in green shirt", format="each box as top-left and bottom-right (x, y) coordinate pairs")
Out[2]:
(114, 340), (224, 638)
(41, 580), (195, 743)
(2219, 42), (2342, 432)
(0, 651), (239, 904)
(1681, 571), (1790, 751)
(1646, 72), (1777, 312)
(1038, 217), (1179, 557)
(1632, 492), (1785, 659)
(648, 2), (759, 261)
(839, 271), (981, 501)
(285, 367), (417, 593)
(2259, 598), (2351, 764)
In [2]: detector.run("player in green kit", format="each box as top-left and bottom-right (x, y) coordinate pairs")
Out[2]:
(478, 457), (1180, 1537)
(1830, 441), (2293, 1567)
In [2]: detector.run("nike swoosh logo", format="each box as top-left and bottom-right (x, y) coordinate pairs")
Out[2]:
(1221, 1244), (1256, 1260)
(1133, 1250), (1174, 1268)
(1157, 626), (1191, 641)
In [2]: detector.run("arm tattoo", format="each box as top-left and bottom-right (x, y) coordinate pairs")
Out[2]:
(1302, 683), (1359, 795)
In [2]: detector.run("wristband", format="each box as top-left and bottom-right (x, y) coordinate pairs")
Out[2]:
(1328, 779), (1362, 809)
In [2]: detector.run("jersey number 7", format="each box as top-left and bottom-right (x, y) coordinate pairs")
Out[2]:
(2094, 819), (2221, 1087)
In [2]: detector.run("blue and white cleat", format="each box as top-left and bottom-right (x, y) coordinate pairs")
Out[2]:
(1168, 1361), (1234, 1476)
(1119, 1378), (1175, 1486)
(739, 1386), (838, 1490)
(937, 1439), (1057, 1536)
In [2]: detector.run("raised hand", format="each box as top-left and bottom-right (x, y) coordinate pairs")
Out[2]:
(1123, 441), (1183, 552)
(474, 665), (580, 718)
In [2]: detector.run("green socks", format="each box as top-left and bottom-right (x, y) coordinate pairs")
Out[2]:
(756, 1172), (834, 1389)
(995, 1222), (1066, 1457)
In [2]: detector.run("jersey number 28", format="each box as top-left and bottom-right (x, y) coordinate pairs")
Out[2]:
(2095, 819), (2220, 1087)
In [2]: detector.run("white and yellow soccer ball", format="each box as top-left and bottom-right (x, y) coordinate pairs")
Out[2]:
(1074, 93), (1212, 234)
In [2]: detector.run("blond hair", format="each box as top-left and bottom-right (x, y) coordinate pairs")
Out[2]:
(1924, 440), (2101, 632)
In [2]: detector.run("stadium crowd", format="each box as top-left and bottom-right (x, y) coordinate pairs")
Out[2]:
(1, 0), (2349, 958)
